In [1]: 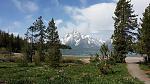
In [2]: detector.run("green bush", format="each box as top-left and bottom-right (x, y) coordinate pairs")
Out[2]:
(97, 60), (112, 75)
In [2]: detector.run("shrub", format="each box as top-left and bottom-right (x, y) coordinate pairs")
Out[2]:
(97, 60), (112, 75)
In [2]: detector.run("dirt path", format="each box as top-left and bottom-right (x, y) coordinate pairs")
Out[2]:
(126, 57), (150, 84)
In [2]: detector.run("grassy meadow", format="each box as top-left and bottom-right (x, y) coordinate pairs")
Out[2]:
(0, 54), (143, 84)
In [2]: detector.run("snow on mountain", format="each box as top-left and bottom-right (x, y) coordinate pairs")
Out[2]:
(61, 31), (103, 48)
(61, 31), (105, 55)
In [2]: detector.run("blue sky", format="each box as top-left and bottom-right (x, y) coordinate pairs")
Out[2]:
(0, 0), (149, 41)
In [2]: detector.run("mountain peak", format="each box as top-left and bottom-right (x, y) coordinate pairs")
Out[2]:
(61, 31), (112, 55)
(61, 31), (102, 48)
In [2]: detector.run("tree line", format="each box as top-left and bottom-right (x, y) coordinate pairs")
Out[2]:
(0, 30), (25, 53)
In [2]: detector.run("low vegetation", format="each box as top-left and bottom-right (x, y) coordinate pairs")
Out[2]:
(139, 63), (150, 71)
(0, 62), (143, 84)
(139, 63), (150, 78)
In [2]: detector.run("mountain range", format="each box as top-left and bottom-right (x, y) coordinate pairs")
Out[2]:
(61, 31), (112, 55)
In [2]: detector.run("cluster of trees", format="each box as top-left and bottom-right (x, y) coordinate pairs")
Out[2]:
(112, 0), (150, 63)
(24, 16), (71, 67)
(0, 30), (25, 53)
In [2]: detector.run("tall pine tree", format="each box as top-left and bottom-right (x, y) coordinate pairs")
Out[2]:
(33, 16), (46, 62)
(112, 0), (138, 63)
(46, 18), (62, 67)
(139, 4), (150, 62)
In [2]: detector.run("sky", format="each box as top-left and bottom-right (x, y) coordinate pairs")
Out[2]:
(0, 0), (149, 41)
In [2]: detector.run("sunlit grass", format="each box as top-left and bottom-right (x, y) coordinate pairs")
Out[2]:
(0, 62), (143, 84)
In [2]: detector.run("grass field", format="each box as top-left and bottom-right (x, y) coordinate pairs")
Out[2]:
(0, 62), (143, 84)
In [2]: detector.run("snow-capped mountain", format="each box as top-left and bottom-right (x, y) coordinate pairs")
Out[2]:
(61, 31), (104, 55)
(61, 31), (103, 48)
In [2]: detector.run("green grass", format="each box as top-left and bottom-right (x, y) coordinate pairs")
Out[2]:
(139, 63), (150, 71)
(139, 63), (150, 78)
(0, 62), (143, 84)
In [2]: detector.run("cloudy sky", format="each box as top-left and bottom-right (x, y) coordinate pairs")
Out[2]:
(0, 0), (149, 41)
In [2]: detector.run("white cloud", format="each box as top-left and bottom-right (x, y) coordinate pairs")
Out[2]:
(62, 3), (116, 34)
(12, 0), (38, 13)
(0, 21), (22, 37)
(58, 0), (149, 40)
(112, 0), (149, 22)
(131, 0), (149, 22)
(55, 19), (63, 26)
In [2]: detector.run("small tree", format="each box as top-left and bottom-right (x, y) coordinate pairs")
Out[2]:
(97, 43), (114, 75)
(100, 43), (109, 60)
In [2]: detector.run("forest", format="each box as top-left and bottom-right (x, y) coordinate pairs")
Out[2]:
(0, 30), (25, 53)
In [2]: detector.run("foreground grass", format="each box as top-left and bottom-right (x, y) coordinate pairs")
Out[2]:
(139, 63), (150, 71)
(0, 62), (143, 84)
(140, 63), (150, 78)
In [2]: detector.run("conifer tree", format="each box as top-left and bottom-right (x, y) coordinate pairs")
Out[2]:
(139, 4), (150, 62)
(100, 43), (109, 60)
(32, 16), (46, 62)
(46, 18), (61, 67)
(112, 0), (138, 63)
(24, 30), (33, 62)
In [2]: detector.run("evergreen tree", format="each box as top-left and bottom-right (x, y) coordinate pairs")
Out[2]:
(24, 30), (33, 62)
(46, 18), (61, 67)
(112, 0), (138, 63)
(33, 16), (46, 62)
(16, 35), (21, 52)
(100, 43), (109, 60)
(26, 16), (46, 62)
(139, 4), (150, 62)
